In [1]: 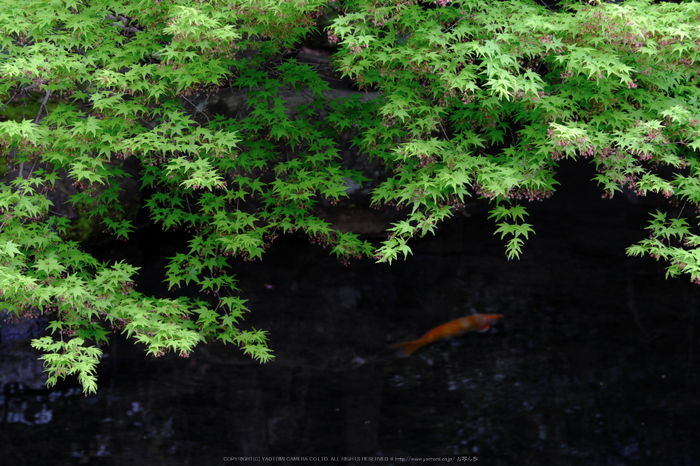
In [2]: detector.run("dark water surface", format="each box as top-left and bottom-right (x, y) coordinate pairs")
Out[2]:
(3, 163), (700, 465)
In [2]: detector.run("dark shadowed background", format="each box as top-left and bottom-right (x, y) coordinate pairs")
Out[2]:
(2, 160), (700, 465)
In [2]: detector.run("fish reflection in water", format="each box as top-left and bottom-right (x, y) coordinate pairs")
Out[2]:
(393, 314), (503, 357)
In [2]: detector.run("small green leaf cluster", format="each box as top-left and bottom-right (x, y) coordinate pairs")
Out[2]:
(489, 204), (533, 260)
(627, 210), (700, 284)
(31, 337), (102, 395)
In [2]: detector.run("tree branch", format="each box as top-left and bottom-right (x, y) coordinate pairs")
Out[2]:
(33, 90), (51, 124)
(105, 14), (142, 35)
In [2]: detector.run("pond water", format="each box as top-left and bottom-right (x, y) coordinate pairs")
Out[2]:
(2, 162), (700, 465)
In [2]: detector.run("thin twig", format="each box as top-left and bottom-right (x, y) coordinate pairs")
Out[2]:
(181, 94), (211, 123)
(677, 200), (687, 220)
(442, 13), (469, 34)
(33, 90), (51, 124)
(539, 0), (556, 12)
(438, 119), (462, 158)
(516, 165), (546, 183)
(646, 139), (694, 146)
(98, 309), (129, 324)
(0, 90), (20, 113)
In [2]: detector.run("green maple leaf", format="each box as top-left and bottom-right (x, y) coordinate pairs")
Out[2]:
(1, 240), (23, 258)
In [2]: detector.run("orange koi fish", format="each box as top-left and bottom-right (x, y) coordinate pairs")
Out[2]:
(393, 314), (503, 357)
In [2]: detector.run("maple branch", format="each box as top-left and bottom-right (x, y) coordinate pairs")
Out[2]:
(33, 90), (51, 124)
(105, 14), (142, 35)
